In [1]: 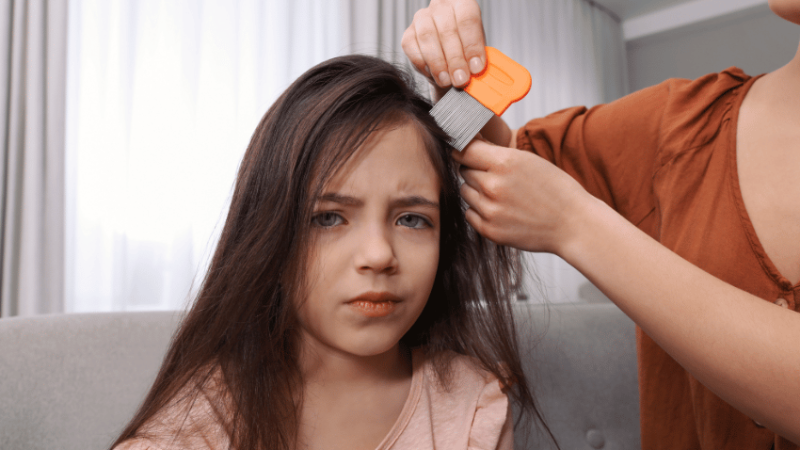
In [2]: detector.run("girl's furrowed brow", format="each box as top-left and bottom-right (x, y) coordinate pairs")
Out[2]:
(317, 193), (363, 206)
(391, 196), (439, 210)
(316, 193), (438, 210)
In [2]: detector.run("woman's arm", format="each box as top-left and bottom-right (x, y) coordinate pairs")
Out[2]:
(566, 191), (800, 445)
(453, 140), (800, 444)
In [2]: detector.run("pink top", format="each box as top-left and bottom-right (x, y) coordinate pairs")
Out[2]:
(114, 349), (513, 450)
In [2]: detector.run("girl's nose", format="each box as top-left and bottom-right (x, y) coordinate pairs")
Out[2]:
(354, 225), (398, 275)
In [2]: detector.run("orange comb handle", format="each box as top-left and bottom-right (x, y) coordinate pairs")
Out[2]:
(464, 47), (531, 116)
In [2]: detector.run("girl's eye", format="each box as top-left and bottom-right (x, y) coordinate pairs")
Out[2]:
(312, 212), (344, 228)
(397, 214), (430, 229)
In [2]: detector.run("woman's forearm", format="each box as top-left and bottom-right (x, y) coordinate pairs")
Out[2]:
(560, 196), (800, 444)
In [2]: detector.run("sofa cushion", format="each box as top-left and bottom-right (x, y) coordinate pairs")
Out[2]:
(514, 302), (640, 450)
(0, 311), (180, 450)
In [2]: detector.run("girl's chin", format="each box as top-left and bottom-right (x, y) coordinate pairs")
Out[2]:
(342, 337), (404, 359)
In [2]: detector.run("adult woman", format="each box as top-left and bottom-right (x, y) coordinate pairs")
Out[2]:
(403, 0), (800, 448)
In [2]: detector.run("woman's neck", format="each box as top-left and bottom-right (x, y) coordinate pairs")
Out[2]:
(749, 38), (800, 118)
(763, 38), (800, 91)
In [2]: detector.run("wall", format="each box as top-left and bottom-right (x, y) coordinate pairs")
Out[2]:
(626, 4), (800, 92)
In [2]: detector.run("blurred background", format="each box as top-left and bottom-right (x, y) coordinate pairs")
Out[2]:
(1, 0), (797, 316)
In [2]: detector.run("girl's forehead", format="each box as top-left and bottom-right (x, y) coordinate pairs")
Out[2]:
(322, 122), (441, 194)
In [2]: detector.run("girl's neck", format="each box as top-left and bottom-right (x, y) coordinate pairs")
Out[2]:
(299, 342), (412, 388)
(296, 343), (414, 450)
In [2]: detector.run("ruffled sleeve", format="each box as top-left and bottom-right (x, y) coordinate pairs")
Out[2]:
(516, 67), (750, 228)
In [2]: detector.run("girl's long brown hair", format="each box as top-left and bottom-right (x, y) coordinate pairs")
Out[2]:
(111, 54), (553, 450)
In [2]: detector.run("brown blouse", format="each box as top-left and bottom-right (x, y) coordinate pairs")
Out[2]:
(517, 67), (799, 450)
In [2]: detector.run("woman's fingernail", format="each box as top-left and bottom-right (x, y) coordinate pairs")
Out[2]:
(438, 71), (451, 86)
(469, 57), (483, 74)
(453, 69), (469, 86)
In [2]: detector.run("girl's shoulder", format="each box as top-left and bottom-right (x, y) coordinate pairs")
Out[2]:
(397, 349), (512, 449)
(413, 348), (509, 419)
(415, 348), (505, 387)
(113, 367), (231, 450)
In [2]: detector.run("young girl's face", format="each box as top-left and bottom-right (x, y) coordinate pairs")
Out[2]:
(297, 122), (441, 360)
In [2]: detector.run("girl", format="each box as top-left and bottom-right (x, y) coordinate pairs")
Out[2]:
(110, 55), (550, 450)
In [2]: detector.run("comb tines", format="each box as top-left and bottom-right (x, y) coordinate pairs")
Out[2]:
(430, 88), (494, 151)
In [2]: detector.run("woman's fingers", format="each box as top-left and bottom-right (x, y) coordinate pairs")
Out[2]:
(459, 160), (512, 245)
(451, 0), (486, 75)
(401, 27), (432, 82)
(402, 0), (486, 89)
(452, 139), (495, 171)
(430, 5), (469, 87)
(459, 169), (483, 205)
(458, 164), (481, 192)
(463, 206), (488, 236)
(401, 26), (450, 101)
(459, 179), (493, 239)
(411, 10), (451, 87)
(460, 174), (513, 247)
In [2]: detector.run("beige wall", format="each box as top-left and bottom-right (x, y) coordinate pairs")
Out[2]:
(626, 4), (800, 92)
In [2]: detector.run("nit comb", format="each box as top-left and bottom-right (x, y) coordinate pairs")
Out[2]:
(429, 47), (531, 151)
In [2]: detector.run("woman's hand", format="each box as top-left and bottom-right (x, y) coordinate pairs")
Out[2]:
(401, 0), (486, 101)
(403, 1), (516, 146)
(452, 139), (592, 255)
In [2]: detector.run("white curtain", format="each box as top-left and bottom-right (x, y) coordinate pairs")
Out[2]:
(65, 0), (627, 312)
(0, 0), (68, 317)
(481, 0), (628, 303)
(65, 0), (427, 312)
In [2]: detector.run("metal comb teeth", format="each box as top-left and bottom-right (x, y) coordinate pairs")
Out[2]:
(429, 88), (494, 151)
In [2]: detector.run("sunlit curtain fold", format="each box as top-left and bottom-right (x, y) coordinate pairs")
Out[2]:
(0, 0), (68, 317)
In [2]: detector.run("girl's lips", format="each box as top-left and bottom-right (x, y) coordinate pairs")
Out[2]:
(346, 292), (402, 318)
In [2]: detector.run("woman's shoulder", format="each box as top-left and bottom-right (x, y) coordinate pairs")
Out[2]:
(601, 67), (751, 133)
(568, 67), (753, 169)
(112, 368), (232, 450)
(520, 68), (754, 170)
(654, 67), (753, 148)
(621, 66), (751, 113)
(657, 66), (751, 95)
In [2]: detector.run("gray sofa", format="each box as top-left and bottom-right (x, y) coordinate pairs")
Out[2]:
(0, 303), (639, 450)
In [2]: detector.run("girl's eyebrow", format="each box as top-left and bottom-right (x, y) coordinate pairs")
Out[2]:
(391, 196), (439, 211)
(317, 193), (439, 210)
(318, 193), (362, 206)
